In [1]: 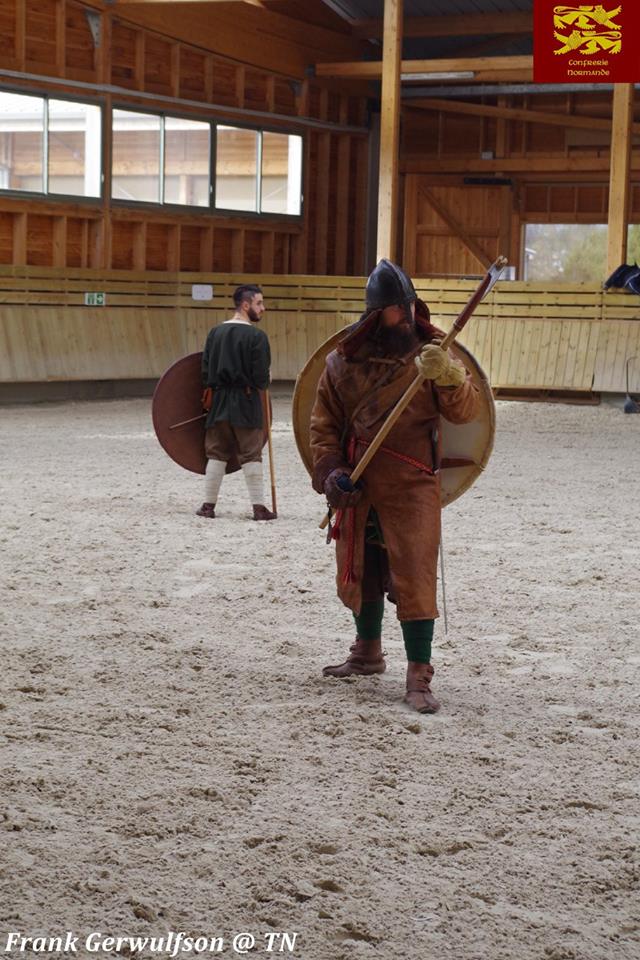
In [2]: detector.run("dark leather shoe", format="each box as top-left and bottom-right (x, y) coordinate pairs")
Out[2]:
(253, 504), (277, 521)
(196, 502), (216, 518)
(405, 662), (440, 713)
(323, 637), (386, 678)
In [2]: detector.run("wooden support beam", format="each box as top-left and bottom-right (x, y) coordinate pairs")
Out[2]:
(420, 186), (492, 269)
(353, 11), (533, 40)
(377, 0), (402, 263)
(404, 97), (640, 136)
(607, 84), (634, 275)
(315, 55), (532, 80)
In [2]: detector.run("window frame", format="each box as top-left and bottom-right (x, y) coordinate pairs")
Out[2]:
(212, 119), (304, 220)
(0, 86), (105, 204)
(110, 106), (304, 221)
(0, 86), (305, 221)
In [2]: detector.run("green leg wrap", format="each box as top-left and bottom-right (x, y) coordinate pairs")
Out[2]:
(401, 619), (434, 664)
(353, 598), (384, 641)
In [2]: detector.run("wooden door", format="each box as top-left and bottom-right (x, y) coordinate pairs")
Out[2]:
(403, 175), (516, 276)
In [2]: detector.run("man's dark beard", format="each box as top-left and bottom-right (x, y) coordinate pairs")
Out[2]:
(375, 319), (418, 356)
(248, 307), (260, 323)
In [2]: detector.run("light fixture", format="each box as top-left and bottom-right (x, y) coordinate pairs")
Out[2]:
(401, 71), (475, 82)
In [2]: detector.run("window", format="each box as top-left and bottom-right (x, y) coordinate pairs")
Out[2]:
(0, 92), (44, 192)
(164, 117), (210, 207)
(216, 125), (303, 215)
(112, 109), (210, 206)
(215, 125), (258, 212)
(112, 110), (162, 203)
(261, 132), (302, 215)
(0, 90), (101, 198)
(48, 100), (102, 198)
(0, 88), (303, 216)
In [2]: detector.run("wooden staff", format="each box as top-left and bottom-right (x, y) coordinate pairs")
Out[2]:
(319, 256), (507, 529)
(265, 389), (278, 516)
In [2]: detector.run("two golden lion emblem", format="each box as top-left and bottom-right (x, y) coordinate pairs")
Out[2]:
(553, 4), (622, 55)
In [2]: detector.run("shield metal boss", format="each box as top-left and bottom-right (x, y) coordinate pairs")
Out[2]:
(292, 332), (495, 507)
(152, 351), (271, 476)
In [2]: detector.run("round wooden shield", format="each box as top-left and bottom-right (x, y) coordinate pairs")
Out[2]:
(292, 332), (495, 507)
(152, 351), (270, 476)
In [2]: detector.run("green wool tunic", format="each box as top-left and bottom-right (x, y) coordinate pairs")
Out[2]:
(202, 321), (271, 429)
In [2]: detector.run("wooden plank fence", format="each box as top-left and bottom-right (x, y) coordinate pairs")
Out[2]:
(0, 266), (639, 393)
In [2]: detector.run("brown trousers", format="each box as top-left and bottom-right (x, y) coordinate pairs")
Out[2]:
(204, 422), (263, 464)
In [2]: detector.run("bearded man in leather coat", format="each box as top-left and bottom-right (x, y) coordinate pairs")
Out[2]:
(309, 260), (480, 712)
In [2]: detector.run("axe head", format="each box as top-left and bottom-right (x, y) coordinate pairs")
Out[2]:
(484, 256), (509, 297)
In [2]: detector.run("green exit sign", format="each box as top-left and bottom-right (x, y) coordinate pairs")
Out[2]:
(84, 292), (106, 306)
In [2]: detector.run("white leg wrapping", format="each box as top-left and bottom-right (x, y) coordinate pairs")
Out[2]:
(241, 461), (264, 506)
(204, 459), (227, 504)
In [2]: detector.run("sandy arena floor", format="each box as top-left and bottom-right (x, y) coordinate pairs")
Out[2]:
(1, 390), (639, 960)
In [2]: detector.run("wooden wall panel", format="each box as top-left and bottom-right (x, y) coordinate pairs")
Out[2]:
(274, 78), (296, 116)
(0, 2), (17, 62)
(179, 226), (202, 272)
(145, 222), (171, 271)
(111, 222), (135, 270)
(210, 58), (239, 106)
(110, 20), (138, 88)
(0, 213), (14, 263)
(26, 215), (53, 266)
(65, 1), (96, 75)
(178, 47), (208, 102)
(143, 34), (173, 97)
(3, 268), (638, 394)
(25, 0), (57, 67)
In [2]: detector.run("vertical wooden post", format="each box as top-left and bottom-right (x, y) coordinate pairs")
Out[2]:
(606, 83), (634, 275)
(376, 0), (403, 263)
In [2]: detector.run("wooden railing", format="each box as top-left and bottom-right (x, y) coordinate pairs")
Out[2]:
(1, 266), (639, 392)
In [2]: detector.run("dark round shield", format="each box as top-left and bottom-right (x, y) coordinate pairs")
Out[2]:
(292, 333), (495, 507)
(152, 352), (271, 475)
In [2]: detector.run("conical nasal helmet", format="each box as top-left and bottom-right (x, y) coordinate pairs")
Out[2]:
(365, 259), (417, 311)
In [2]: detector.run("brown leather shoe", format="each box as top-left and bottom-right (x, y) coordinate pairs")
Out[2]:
(253, 504), (277, 521)
(322, 637), (386, 678)
(196, 502), (216, 518)
(404, 662), (440, 713)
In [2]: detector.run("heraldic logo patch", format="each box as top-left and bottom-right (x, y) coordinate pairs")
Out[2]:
(534, 3), (640, 82)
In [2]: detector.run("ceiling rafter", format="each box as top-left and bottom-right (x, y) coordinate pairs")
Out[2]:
(352, 11), (533, 40)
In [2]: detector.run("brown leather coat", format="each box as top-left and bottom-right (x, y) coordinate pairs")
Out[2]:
(310, 307), (480, 621)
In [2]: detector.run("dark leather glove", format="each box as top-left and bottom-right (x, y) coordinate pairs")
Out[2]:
(324, 469), (362, 509)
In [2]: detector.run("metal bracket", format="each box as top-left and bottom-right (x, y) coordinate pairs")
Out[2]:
(84, 10), (101, 49)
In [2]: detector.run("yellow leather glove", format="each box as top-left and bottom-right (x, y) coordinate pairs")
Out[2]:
(414, 343), (449, 380)
(415, 343), (467, 387)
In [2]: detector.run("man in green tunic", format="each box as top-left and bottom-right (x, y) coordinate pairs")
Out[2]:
(196, 284), (276, 521)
